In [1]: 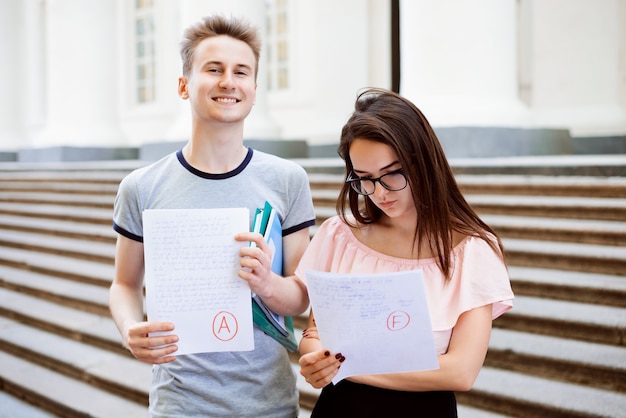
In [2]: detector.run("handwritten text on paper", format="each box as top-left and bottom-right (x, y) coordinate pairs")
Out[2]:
(143, 208), (253, 355)
(305, 269), (439, 383)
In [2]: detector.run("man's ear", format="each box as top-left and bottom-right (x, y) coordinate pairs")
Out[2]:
(178, 76), (189, 99)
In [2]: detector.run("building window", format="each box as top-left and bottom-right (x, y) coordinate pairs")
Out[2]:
(266, 0), (290, 91)
(134, 0), (156, 104)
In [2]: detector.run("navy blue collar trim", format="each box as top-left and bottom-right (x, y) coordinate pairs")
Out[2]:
(176, 147), (253, 179)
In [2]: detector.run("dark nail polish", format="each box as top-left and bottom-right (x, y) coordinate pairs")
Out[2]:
(324, 351), (330, 357)
(335, 353), (342, 360)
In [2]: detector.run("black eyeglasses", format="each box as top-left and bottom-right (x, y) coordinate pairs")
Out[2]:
(346, 169), (408, 196)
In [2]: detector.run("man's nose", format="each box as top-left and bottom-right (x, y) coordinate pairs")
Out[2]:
(219, 72), (235, 88)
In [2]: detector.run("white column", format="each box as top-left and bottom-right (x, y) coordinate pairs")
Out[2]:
(526, 0), (626, 136)
(166, 0), (280, 141)
(0, 0), (23, 150)
(399, 0), (528, 127)
(21, 0), (47, 145)
(37, 0), (125, 146)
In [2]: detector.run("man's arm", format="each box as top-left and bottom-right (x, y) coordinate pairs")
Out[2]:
(109, 235), (179, 364)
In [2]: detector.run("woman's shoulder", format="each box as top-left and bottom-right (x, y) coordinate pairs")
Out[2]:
(319, 214), (364, 235)
(314, 215), (373, 254)
(319, 215), (352, 235)
(453, 231), (503, 260)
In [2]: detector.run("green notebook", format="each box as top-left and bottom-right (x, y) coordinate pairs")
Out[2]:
(251, 201), (298, 352)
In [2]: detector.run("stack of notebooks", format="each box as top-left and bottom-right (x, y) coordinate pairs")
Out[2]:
(251, 201), (298, 352)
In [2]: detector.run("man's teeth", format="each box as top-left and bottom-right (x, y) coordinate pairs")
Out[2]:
(215, 98), (237, 103)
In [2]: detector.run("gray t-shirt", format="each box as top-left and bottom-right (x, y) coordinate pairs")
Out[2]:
(113, 148), (315, 417)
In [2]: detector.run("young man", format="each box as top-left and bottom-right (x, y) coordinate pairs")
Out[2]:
(109, 15), (315, 417)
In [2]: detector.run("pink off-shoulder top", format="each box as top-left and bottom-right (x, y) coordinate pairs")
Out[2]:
(296, 216), (514, 354)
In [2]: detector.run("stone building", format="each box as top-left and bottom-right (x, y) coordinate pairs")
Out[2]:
(0, 0), (624, 161)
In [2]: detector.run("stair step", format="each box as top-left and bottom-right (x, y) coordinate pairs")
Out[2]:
(448, 154), (626, 177)
(455, 174), (626, 198)
(0, 191), (114, 208)
(499, 295), (626, 346)
(0, 390), (58, 418)
(0, 166), (131, 182)
(463, 366), (626, 418)
(483, 214), (626, 246)
(0, 350), (147, 418)
(0, 246), (113, 287)
(0, 213), (115, 243)
(0, 317), (150, 404)
(0, 288), (123, 355)
(503, 238), (626, 276)
(456, 405), (510, 418)
(310, 188), (341, 201)
(0, 229), (115, 263)
(488, 328), (626, 392)
(468, 195), (626, 221)
(0, 202), (112, 224)
(313, 206), (337, 223)
(0, 181), (119, 194)
(0, 265), (110, 316)
(509, 266), (626, 307)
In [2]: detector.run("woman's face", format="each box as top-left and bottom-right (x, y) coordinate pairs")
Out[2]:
(348, 138), (416, 221)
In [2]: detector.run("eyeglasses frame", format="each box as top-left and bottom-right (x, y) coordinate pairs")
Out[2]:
(346, 169), (408, 196)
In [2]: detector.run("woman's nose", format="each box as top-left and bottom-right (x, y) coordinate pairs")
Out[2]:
(373, 181), (389, 198)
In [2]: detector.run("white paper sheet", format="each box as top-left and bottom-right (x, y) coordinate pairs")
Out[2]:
(305, 269), (439, 383)
(143, 208), (253, 355)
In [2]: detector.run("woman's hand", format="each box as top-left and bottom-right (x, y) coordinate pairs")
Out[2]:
(299, 349), (345, 389)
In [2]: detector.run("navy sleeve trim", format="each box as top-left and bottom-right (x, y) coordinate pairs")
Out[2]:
(283, 219), (316, 237)
(113, 222), (144, 243)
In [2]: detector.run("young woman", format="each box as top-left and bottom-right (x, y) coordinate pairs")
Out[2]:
(297, 88), (514, 417)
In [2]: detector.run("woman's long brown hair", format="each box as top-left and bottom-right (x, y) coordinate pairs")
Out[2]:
(336, 88), (504, 279)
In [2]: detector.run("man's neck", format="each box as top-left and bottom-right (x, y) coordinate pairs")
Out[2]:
(183, 122), (248, 174)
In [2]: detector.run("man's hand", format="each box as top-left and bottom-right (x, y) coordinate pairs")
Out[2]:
(236, 231), (274, 296)
(124, 321), (179, 364)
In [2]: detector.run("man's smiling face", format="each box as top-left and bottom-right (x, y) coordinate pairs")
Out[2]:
(179, 35), (257, 125)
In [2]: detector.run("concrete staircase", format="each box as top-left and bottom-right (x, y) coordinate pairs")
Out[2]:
(0, 159), (625, 417)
